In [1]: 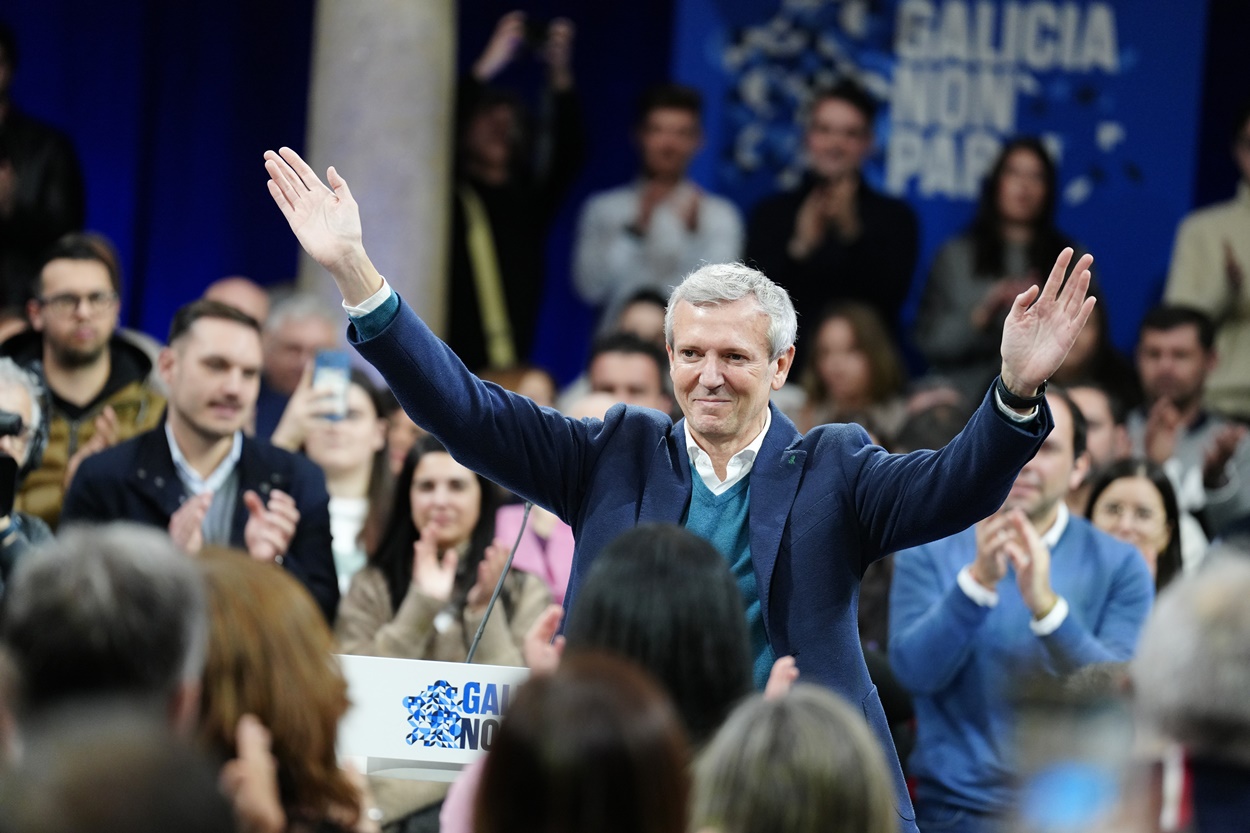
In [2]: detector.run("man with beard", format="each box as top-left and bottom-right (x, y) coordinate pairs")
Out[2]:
(0, 233), (164, 529)
(1128, 305), (1250, 556)
(60, 300), (338, 622)
(573, 84), (742, 335)
(889, 389), (1153, 831)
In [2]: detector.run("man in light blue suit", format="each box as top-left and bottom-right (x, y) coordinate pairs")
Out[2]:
(264, 146), (1097, 831)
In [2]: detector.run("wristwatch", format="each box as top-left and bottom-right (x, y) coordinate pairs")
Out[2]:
(996, 376), (1048, 409)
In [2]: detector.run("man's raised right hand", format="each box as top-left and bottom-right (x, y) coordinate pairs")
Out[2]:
(264, 148), (382, 305)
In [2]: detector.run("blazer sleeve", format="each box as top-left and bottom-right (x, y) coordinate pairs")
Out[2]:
(350, 298), (663, 527)
(847, 385), (1051, 567)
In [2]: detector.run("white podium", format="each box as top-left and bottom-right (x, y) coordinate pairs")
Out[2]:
(337, 654), (530, 782)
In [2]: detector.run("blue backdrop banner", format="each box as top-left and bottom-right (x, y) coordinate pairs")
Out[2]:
(671, 0), (1210, 352)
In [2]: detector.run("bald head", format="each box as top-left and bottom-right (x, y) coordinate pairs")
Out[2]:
(202, 277), (269, 327)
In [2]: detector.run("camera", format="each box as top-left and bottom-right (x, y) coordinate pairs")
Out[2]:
(0, 410), (23, 440)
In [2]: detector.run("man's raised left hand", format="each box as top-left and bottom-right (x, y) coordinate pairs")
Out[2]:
(1000, 247), (1096, 399)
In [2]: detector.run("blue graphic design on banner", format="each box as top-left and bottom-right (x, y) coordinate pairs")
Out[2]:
(404, 680), (463, 748)
(402, 678), (515, 750)
(672, 0), (1209, 349)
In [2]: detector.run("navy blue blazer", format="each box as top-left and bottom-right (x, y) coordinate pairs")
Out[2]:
(353, 298), (1052, 829)
(61, 427), (339, 622)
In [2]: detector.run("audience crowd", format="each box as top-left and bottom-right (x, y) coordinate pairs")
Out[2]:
(0, 12), (1247, 833)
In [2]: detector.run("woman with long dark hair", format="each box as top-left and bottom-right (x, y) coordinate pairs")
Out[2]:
(335, 435), (550, 829)
(917, 137), (1086, 400)
(335, 434), (549, 663)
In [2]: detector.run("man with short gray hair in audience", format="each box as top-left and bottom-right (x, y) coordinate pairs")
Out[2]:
(0, 523), (207, 730)
(0, 522), (290, 833)
(254, 291), (340, 440)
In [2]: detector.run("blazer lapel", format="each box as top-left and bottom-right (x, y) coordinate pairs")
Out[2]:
(748, 404), (805, 635)
(638, 420), (692, 525)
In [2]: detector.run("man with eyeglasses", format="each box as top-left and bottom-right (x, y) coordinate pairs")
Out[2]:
(0, 232), (165, 529)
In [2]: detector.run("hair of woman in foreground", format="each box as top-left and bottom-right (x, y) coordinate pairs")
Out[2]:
(690, 683), (897, 833)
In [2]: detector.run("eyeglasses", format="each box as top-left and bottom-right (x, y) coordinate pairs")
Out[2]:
(37, 291), (120, 316)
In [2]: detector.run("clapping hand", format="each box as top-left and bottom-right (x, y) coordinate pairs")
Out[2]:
(1001, 510), (1058, 619)
(466, 539), (510, 612)
(243, 489), (300, 563)
(64, 406), (120, 489)
(169, 491), (214, 554)
(972, 276), (1035, 331)
(411, 527), (459, 602)
(1203, 423), (1248, 489)
(971, 511), (1015, 590)
(522, 603), (566, 674)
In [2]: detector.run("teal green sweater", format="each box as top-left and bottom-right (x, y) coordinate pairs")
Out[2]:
(683, 470), (775, 688)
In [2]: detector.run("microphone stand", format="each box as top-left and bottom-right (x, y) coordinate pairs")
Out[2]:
(464, 501), (532, 664)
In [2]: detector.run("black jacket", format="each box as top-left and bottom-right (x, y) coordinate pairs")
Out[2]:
(745, 175), (919, 364)
(60, 427), (339, 622)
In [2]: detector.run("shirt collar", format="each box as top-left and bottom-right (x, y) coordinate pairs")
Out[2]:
(1040, 502), (1070, 549)
(683, 407), (772, 494)
(165, 421), (244, 496)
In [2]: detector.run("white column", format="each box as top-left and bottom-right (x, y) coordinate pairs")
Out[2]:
(298, 0), (454, 339)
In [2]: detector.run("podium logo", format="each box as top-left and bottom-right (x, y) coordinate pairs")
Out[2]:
(403, 680), (515, 750)
(404, 680), (463, 748)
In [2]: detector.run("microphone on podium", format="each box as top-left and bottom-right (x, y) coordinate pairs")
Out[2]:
(464, 501), (533, 664)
